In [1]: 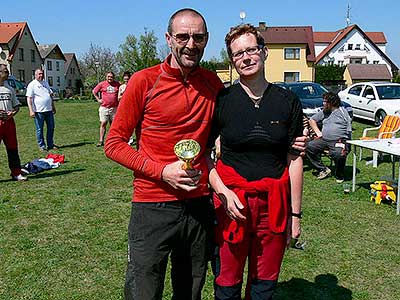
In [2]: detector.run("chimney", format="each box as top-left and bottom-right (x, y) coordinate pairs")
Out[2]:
(259, 21), (267, 31)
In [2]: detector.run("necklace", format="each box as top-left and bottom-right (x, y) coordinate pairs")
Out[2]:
(250, 96), (262, 108)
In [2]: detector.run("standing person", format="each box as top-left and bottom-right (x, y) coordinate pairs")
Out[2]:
(306, 92), (352, 183)
(118, 71), (131, 102)
(208, 24), (304, 300)
(104, 8), (223, 300)
(26, 69), (57, 151)
(92, 72), (120, 147)
(0, 64), (27, 181)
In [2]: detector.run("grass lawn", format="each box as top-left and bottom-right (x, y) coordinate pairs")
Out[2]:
(1, 100), (400, 300)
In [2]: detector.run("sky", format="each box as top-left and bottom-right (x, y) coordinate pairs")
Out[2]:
(4, 0), (400, 66)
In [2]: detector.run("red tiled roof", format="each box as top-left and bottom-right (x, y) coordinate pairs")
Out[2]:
(259, 26), (315, 62)
(0, 22), (26, 44)
(314, 29), (387, 44)
(347, 64), (391, 80)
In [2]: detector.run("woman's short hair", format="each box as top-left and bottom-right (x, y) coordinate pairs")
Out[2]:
(225, 23), (265, 57)
(323, 91), (341, 107)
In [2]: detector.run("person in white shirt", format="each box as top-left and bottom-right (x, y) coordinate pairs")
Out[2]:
(26, 69), (57, 151)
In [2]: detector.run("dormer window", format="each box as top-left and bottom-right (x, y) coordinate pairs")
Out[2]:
(348, 44), (353, 50)
(355, 44), (361, 50)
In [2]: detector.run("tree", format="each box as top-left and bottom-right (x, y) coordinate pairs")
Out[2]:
(315, 65), (346, 83)
(116, 29), (161, 73)
(79, 43), (117, 89)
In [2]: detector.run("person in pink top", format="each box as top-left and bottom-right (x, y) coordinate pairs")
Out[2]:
(92, 72), (120, 147)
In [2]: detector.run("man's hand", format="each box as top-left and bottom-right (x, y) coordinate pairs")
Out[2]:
(217, 189), (246, 221)
(162, 161), (202, 191)
(29, 110), (35, 118)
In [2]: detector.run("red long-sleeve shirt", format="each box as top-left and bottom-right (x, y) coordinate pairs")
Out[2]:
(105, 55), (223, 202)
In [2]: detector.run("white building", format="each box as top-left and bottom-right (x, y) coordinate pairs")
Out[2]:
(314, 24), (398, 77)
(37, 44), (66, 95)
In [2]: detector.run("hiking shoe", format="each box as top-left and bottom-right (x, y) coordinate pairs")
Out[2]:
(316, 168), (331, 180)
(96, 141), (104, 147)
(13, 174), (28, 181)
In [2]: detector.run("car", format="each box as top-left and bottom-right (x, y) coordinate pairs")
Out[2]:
(275, 82), (353, 119)
(338, 82), (400, 125)
(5, 75), (27, 105)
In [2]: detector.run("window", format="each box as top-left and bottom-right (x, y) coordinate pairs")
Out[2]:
(56, 61), (60, 71)
(355, 44), (361, 50)
(348, 85), (363, 96)
(18, 69), (25, 82)
(32, 70), (35, 79)
(350, 58), (362, 64)
(68, 79), (72, 86)
(72, 67), (75, 74)
(18, 48), (24, 61)
(373, 60), (379, 64)
(338, 45), (345, 52)
(284, 72), (299, 82)
(31, 50), (35, 62)
(47, 61), (53, 71)
(347, 44), (353, 50)
(362, 86), (375, 98)
(338, 60), (344, 66)
(284, 48), (300, 60)
(48, 76), (53, 86)
(57, 76), (60, 86)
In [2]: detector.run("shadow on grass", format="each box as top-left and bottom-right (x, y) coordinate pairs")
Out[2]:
(275, 273), (352, 300)
(30, 168), (85, 179)
(0, 168), (85, 183)
(58, 141), (94, 149)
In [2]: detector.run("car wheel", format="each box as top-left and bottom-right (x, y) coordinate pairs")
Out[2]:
(375, 110), (387, 126)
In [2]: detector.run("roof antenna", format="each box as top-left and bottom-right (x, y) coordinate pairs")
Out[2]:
(346, 3), (351, 27)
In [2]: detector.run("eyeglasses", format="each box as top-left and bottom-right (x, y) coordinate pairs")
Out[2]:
(231, 45), (264, 60)
(171, 33), (208, 45)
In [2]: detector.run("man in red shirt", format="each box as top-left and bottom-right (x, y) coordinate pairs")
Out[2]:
(92, 72), (120, 147)
(105, 8), (222, 300)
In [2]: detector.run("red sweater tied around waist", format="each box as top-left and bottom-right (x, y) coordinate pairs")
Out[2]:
(213, 160), (291, 243)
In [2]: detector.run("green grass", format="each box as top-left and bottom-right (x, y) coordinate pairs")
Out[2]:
(1, 101), (400, 300)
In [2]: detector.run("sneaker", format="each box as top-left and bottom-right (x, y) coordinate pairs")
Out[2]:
(12, 174), (28, 181)
(39, 146), (47, 152)
(96, 141), (104, 147)
(48, 144), (59, 150)
(336, 178), (344, 184)
(316, 168), (331, 180)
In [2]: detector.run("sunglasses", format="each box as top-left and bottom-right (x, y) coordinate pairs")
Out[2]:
(171, 33), (207, 45)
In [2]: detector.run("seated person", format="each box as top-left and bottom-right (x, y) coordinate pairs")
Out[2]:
(306, 92), (352, 183)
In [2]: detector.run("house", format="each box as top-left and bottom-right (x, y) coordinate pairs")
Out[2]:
(64, 53), (84, 95)
(0, 22), (43, 83)
(343, 64), (392, 86)
(259, 23), (315, 82)
(217, 23), (316, 84)
(37, 44), (66, 95)
(314, 24), (398, 77)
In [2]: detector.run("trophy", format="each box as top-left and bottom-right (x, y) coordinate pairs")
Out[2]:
(174, 139), (201, 170)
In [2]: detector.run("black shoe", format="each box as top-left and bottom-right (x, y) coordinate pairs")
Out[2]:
(96, 141), (104, 147)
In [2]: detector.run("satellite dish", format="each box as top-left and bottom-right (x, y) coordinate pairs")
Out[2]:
(239, 11), (246, 22)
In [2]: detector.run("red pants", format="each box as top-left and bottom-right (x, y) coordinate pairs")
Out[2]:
(0, 118), (22, 177)
(214, 193), (287, 299)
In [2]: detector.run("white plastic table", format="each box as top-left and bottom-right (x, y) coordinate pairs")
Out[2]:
(347, 139), (400, 215)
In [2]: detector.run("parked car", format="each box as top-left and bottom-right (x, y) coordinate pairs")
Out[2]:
(338, 82), (400, 125)
(5, 75), (27, 105)
(275, 82), (353, 119)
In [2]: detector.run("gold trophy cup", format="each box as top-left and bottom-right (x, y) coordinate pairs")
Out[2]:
(174, 139), (201, 170)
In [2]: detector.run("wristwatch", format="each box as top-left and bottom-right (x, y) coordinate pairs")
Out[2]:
(291, 211), (303, 219)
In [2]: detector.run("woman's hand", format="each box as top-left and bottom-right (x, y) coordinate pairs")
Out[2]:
(217, 189), (246, 221)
